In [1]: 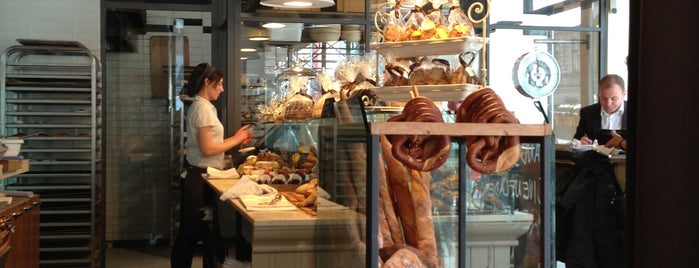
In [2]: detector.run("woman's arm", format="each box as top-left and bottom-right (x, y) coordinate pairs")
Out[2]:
(197, 125), (253, 156)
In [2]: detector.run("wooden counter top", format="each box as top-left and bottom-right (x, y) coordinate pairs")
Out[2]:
(205, 179), (357, 226)
(205, 178), (363, 268)
(205, 179), (314, 223)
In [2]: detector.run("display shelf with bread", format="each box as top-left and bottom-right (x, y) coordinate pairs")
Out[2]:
(369, 35), (487, 58)
(368, 0), (491, 103)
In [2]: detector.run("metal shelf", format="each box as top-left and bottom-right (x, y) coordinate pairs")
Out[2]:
(1, 40), (103, 267)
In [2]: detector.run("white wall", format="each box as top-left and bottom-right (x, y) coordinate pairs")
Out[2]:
(0, 0), (100, 58)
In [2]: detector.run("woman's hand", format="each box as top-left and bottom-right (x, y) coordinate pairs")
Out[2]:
(233, 124), (254, 145)
(604, 130), (625, 149)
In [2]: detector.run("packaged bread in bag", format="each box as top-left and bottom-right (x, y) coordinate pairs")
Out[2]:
(382, 1), (409, 42)
(405, 6), (428, 41)
(447, 0), (475, 37)
(424, 5), (449, 39)
(409, 57), (451, 85)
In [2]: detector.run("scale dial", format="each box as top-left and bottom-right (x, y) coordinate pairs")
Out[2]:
(512, 51), (561, 98)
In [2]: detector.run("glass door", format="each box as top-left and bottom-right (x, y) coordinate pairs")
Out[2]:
(103, 6), (211, 259)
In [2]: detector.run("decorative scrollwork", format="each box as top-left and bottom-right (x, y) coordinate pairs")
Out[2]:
(466, 0), (490, 24)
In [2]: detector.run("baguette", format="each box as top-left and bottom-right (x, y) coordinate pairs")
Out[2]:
(380, 135), (417, 246)
(378, 153), (397, 247)
(409, 169), (442, 268)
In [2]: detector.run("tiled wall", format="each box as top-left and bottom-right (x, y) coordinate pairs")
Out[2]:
(0, 0), (100, 60)
(0, 1), (213, 242)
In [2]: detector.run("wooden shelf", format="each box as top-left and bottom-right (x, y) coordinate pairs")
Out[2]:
(370, 122), (553, 137)
(370, 36), (487, 58)
(0, 159), (30, 180)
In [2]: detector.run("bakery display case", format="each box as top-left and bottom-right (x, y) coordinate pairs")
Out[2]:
(313, 1), (555, 267)
(230, 1), (555, 268)
(313, 97), (553, 268)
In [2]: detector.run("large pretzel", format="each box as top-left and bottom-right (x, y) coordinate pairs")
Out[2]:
(456, 88), (520, 174)
(388, 96), (451, 172)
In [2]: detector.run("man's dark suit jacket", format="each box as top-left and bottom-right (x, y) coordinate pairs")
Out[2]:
(573, 102), (627, 145)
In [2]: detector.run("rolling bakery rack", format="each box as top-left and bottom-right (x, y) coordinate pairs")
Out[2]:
(0, 39), (104, 267)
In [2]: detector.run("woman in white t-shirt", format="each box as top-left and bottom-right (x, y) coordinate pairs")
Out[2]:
(171, 63), (253, 268)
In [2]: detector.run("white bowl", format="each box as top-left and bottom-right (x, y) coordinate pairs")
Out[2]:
(310, 24), (341, 42)
(341, 30), (362, 42)
(0, 138), (23, 157)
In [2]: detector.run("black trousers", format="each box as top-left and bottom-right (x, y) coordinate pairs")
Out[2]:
(171, 162), (225, 268)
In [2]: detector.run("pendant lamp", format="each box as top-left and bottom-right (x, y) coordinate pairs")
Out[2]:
(260, 0), (335, 9)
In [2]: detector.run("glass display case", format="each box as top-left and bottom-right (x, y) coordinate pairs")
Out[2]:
(314, 97), (554, 268)
(233, 2), (555, 268)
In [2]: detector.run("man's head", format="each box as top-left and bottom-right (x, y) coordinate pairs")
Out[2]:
(598, 74), (626, 114)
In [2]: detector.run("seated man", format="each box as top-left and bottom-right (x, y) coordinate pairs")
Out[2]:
(573, 74), (628, 149)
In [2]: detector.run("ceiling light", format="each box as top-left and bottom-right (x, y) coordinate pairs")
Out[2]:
(241, 51), (260, 61)
(259, 0), (334, 9)
(241, 48), (257, 52)
(285, 1), (313, 7)
(262, 22), (286, 29)
(247, 28), (270, 41)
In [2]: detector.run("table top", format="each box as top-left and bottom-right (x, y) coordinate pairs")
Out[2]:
(205, 179), (362, 227)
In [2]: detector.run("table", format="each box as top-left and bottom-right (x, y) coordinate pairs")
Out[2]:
(205, 179), (361, 268)
(611, 155), (626, 191)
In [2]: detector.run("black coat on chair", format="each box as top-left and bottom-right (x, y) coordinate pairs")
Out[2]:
(555, 150), (625, 268)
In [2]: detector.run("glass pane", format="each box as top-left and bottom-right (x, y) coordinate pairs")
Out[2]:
(491, 0), (601, 28)
(488, 28), (599, 142)
(240, 21), (369, 145)
(104, 6), (212, 252)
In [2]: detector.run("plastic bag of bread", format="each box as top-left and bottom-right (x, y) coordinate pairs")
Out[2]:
(447, 0), (475, 37)
(316, 67), (334, 94)
(450, 52), (480, 84)
(409, 57), (451, 85)
(424, 6), (449, 40)
(312, 90), (339, 118)
(384, 63), (410, 86)
(284, 92), (314, 120)
(335, 59), (359, 86)
(336, 57), (377, 99)
(405, 6), (427, 41)
(381, 1), (409, 42)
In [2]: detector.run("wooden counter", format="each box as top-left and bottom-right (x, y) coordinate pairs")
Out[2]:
(0, 194), (40, 268)
(205, 179), (362, 268)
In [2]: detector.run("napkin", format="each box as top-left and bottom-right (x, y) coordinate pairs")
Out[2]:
(595, 145), (621, 156)
(207, 166), (240, 179)
(569, 138), (597, 151)
(219, 177), (277, 200)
